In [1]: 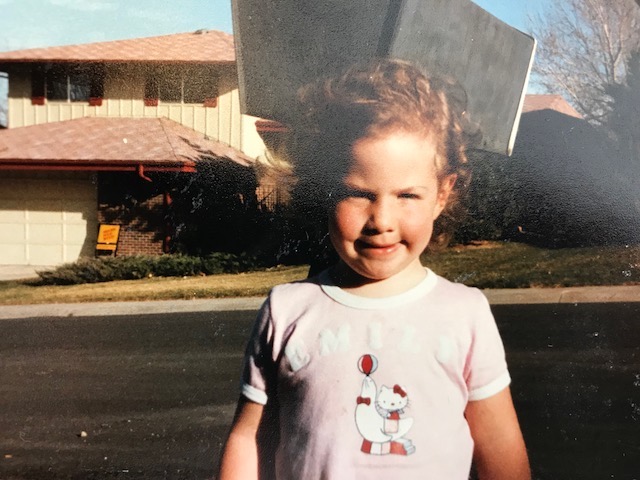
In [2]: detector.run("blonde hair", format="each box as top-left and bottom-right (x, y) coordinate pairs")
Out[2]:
(286, 58), (473, 249)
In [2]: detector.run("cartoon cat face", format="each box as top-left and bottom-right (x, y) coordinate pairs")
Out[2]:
(376, 384), (408, 412)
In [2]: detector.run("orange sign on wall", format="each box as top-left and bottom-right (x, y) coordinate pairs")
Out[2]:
(96, 224), (120, 253)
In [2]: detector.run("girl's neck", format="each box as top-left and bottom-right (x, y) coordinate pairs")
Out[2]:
(329, 262), (428, 298)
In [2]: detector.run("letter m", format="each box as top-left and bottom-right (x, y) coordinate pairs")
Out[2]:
(318, 324), (351, 356)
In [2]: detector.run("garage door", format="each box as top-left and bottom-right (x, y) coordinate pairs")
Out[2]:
(0, 172), (97, 266)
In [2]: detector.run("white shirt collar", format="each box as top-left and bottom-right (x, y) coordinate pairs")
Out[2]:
(319, 268), (437, 309)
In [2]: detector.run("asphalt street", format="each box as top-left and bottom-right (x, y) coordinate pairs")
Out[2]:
(0, 303), (639, 480)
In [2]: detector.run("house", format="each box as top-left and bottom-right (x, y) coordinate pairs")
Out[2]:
(508, 94), (640, 245)
(521, 94), (582, 119)
(0, 30), (267, 266)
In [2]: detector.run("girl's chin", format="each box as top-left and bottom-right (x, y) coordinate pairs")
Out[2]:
(332, 261), (425, 288)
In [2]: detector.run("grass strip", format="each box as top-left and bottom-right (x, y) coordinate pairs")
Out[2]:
(1, 243), (639, 305)
(0, 266), (309, 305)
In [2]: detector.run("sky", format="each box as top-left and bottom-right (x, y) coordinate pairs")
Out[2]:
(0, 0), (550, 52)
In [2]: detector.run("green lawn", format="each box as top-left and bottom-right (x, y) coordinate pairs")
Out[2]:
(0, 242), (638, 305)
(424, 242), (640, 288)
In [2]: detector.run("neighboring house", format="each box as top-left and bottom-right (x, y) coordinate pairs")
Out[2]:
(521, 94), (583, 119)
(512, 94), (640, 245)
(0, 30), (266, 266)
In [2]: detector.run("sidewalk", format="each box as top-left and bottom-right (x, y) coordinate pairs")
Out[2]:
(0, 265), (43, 281)
(0, 284), (638, 320)
(484, 284), (640, 305)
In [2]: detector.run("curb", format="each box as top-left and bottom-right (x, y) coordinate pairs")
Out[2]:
(483, 284), (640, 305)
(0, 297), (265, 320)
(0, 285), (639, 320)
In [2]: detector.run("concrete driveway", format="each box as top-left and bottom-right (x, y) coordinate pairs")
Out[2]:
(0, 265), (46, 281)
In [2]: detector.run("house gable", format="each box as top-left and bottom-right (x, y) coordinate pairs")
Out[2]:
(0, 30), (266, 158)
(522, 94), (582, 119)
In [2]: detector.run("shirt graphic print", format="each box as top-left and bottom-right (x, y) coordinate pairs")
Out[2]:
(355, 354), (415, 456)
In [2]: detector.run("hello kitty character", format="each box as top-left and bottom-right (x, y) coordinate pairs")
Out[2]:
(355, 354), (415, 456)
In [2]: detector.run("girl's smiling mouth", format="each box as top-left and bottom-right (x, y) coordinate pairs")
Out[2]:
(355, 240), (402, 255)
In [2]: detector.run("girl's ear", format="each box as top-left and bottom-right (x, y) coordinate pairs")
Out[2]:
(434, 174), (457, 217)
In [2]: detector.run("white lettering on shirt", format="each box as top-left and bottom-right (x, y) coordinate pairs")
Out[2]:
(436, 335), (454, 364)
(399, 325), (422, 354)
(319, 324), (351, 355)
(285, 339), (311, 372)
(368, 322), (383, 350)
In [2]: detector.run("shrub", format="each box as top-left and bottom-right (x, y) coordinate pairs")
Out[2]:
(169, 159), (264, 256)
(454, 151), (523, 244)
(38, 258), (117, 285)
(201, 252), (260, 275)
(37, 253), (263, 285)
(151, 255), (201, 278)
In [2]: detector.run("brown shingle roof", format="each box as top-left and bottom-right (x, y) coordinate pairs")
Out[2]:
(0, 30), (235, 64)
(0, 117), (253, 170)
(523, 94), (582, 119)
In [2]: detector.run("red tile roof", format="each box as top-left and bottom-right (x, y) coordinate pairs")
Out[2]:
(0, 117), (253, 170)
(0, 30), (235, 64)
(523, 94), (582, 119)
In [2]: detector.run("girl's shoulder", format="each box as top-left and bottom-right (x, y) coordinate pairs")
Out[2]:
(269, 273), (323, 296)
(265, 273), (327, 316)
(430, 272), (492, 309)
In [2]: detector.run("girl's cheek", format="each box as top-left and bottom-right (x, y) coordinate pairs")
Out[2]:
(404, 203), (438, 226)
(329, 204), (348, 235)
(333, 201), (362, 225)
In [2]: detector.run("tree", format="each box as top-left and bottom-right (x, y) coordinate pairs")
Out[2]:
(606, 50), (640, 168)
(530, 0), (640, 124)
(169, 157), (263, 256)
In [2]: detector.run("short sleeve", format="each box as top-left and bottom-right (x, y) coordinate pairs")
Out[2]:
(464, 292), (511, 401)
(240, 296), (275, 405)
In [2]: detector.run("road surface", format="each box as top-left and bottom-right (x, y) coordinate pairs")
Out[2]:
(1, 303), (639, 479)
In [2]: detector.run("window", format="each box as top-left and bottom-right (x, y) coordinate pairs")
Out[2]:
(47, 66), (90, 101)
(32, 63), (104, 103)
(144, 75), (159, 106)
(159, 69), (182, 103)
(0, 71), (7, 128)
(144, 66), (218, 105)
(184, 74), (218, 104)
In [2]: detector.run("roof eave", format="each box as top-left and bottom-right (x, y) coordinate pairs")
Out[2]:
(0, 58), (236, 65)
(0, 160), (197, 173)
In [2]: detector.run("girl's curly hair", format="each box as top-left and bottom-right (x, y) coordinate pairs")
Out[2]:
(284, 58), (475, 255)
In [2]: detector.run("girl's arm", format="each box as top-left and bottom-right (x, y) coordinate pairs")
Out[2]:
(218, 397), (264, 480)
(465, 387), (530, 480)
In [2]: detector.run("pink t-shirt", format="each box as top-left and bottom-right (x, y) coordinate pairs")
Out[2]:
(242, 269), (510, 479)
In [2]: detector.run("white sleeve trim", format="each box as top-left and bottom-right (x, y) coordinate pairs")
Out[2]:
(241, 383), (268, 405)
(468, 371), (511, 401)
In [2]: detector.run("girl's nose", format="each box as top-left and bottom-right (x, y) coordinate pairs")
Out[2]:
(364, 198), (396, 234)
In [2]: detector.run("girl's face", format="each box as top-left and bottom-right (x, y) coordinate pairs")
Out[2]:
(328, 130), (456, 296)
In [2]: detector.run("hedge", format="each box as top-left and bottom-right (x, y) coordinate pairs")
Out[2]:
(37, 253), (262, 285)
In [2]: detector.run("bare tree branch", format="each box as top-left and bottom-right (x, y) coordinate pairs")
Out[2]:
(529, 0), (640, 124)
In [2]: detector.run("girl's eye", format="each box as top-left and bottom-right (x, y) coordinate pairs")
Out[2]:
(337, 187), (374, 201)
(399, 192), (421, 200)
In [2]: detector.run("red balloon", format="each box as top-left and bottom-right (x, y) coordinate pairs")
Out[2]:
(358, 354), (378, 375)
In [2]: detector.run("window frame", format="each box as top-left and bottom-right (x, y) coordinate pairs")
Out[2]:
(144, 65), (218, 107)
(31, 63), (104, 105)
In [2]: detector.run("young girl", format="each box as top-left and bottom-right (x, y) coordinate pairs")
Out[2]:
(219, 59), (530, 480)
